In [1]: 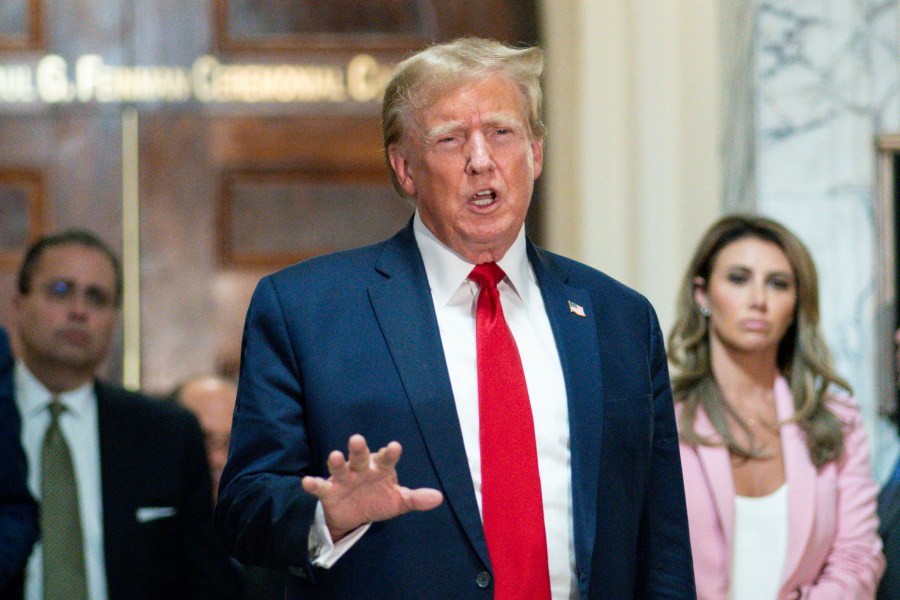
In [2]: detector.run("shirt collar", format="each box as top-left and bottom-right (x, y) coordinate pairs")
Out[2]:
(15, 360), (95, 419)
(413, 211), (534, 307)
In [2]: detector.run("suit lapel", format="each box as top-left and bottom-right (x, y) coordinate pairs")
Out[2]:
(367, 225), (490, 568)
(527, 245), (603, 581)
(693, 378), (816, 586)
(693, 408), (736, 551)
(775, 376), (817, 583)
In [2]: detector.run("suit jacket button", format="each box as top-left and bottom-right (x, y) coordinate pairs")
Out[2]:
(475, 571), (491, 588)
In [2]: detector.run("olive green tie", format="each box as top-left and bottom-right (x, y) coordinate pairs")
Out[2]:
(40, 399), (88, 599)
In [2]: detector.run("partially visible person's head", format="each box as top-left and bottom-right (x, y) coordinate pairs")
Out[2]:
(173, 375), (237, 500)
(13, 229), (122, 392)
(383, 38), (545, 264)
(668, 215), (849, 467)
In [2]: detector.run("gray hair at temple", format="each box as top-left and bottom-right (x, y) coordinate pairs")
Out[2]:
(381, 37), (545, 198)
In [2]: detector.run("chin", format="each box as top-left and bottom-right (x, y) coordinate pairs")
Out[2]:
(468, 224), (517, 247)
(740, 343), (780, 356)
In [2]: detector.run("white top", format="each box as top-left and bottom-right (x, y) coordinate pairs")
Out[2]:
(731, 484), (788, 600)
(310, 213), (575, 599)
(15, 361), (109, 600)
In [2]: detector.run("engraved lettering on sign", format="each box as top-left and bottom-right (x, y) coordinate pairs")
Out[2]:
(346, 54), (393, 102)
(0, 64), (35, 102)
(0, 54), (395, 105)
(76, 55), (192, 103)
(36, 55), (74, 103)
(192, 55), (347, 103)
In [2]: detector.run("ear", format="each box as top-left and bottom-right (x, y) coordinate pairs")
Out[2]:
(692, 276), (708, 313)
(10, 292), (27, 333)
(531, 138), (544, 180)
(388, 144), (417, 198)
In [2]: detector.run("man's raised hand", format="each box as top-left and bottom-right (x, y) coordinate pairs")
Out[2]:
(301, 434), (443, 541)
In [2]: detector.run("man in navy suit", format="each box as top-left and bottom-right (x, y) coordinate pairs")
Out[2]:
(217, 38), (695, 599)
(0, 326), (38, 600)
(11, 230), (239, 599)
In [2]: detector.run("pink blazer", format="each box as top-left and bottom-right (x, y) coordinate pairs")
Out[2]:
(678, 376), (885, 599)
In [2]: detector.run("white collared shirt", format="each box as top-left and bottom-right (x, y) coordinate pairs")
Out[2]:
(414, 213), (575, 599)
(15, 361), (109, 600)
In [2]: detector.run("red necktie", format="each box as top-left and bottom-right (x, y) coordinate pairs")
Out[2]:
(469, 263), (551, 600)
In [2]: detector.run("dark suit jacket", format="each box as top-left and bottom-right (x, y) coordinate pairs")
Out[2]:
(0, 328), (37, 600)
(216, 223), (696, 599)
(878, 464), (900, 600)
(94, 381), (241, 600)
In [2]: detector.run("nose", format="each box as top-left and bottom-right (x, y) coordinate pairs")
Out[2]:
(749, 281), (768, 310)
(67, 294), (90, 320)
(465, 132), (494, 175)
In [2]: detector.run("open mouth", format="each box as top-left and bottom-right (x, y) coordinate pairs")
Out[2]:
(472, 189), (497, 206)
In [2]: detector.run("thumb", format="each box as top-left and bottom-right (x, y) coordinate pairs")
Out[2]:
(402, 487), (444, 512)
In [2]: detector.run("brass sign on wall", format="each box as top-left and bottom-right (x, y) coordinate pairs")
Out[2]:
(0, 53), (394, 104)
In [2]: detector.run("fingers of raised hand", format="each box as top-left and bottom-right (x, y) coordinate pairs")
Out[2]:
(373, 441), (402, 472)
(326, 448), (351, 481)
(301, 475), (329, 498)
(316, 435), (403, 493)
(346, 434), (372, 473)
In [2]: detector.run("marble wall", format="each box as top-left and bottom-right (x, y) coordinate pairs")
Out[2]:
(739, 0), (900, 479)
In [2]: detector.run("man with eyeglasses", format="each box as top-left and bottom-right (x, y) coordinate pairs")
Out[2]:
(10, 229), (239, 600)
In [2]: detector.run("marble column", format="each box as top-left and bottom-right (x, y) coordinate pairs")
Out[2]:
(748, 0), (900, 479)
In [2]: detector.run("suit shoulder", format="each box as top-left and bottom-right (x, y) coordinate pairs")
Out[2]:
(267, 239), (388, 285)
(536, 247), (652, 309)
(95, 381), (201, 431)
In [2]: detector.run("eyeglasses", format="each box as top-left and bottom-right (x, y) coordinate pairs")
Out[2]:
(39, 279), (117, 311)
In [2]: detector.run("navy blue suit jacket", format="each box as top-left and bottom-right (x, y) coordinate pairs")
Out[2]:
(216, 224), (695, 599)
(0, 327), (38, 599)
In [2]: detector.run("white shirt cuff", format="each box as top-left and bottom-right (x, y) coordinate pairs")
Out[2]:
(308, 501), (371, 568)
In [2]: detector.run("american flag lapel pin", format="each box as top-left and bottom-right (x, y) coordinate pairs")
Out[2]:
(568, 300), (586, 317)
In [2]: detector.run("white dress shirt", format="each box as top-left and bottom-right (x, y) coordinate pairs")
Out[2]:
(15, 361), (109, 600)
(414, 214), (574, 599)
(311, 214), (576, 599)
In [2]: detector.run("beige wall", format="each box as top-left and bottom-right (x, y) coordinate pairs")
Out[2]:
(538, 0), (723, 335)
